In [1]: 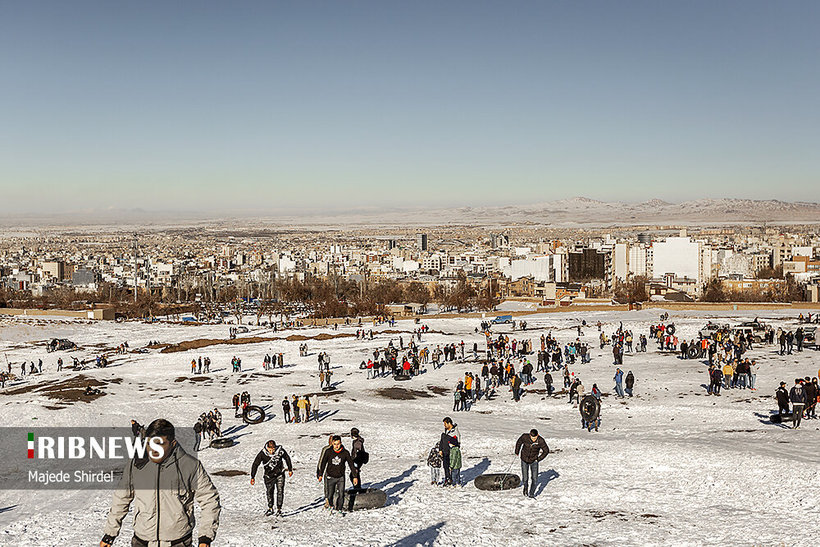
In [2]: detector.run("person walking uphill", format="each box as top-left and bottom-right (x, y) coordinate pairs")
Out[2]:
(317, 436), (359, 513)
(250, 440), (293, 516)
(625, 371), (634, 397)
(349, 428), (368, 490)
(515, 429), (550, 498)
(100, 419), (221, 547)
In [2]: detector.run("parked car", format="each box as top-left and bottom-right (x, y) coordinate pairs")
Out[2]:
(737, 320), (767, 333)
(697, 322), (724, 340)
(492, 315), (513, 324)
(801, 326), (817, 349)
(732, 325), (764, 344)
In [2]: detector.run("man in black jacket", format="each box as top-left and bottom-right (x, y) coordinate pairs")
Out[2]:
(317, 436), (358, 511)
(802, 377), (817, 419)
(439, 417), (460, 486)
(349, 428), (367, 490)
(776, 382), (790, 416)
(515, 429), (550, 498)
(251, 440), (293, 516)
(790, 379), (806, 429)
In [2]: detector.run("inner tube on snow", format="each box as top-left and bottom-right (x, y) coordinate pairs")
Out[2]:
(579, 395), (601, 423)
(242, 405), (265, 425)
(210, 437), (234, 449)
(342, 488), (387, 511)
(665, 324), (676, 335)
(474, 473), (522, 491)
(769, 413), (791, 424)
(687, 346), (700, 359)
(394, 374), (412, 381)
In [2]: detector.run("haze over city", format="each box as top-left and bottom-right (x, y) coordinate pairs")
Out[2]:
(3, 1), (820, 216)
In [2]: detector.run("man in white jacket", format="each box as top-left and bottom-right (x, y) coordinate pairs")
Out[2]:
(100, 419), (221, 547)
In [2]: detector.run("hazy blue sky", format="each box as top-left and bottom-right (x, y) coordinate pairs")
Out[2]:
(2, 1), (819, 214)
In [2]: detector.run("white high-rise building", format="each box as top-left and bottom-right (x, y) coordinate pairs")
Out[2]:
(650, 237), (712, 294)
(628, 244), (647, 277)
(613, 243), (629, 281)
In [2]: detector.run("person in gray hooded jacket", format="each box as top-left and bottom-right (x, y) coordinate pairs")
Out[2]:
(100, 419), (221, 547)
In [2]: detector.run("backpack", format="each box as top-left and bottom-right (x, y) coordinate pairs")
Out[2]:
(353, 438), (369, 466)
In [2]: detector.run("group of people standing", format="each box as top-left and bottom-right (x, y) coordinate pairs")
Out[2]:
(193, 408), (222, 450)
(281, 393), (320, 423)
(776, 377), (819, 429)
(190, 355), (211, 374)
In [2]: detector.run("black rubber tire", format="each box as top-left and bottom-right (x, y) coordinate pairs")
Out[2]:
(579, 395), (601, 422)
(770, 413), (791, 424)
(210, 437), (234, 449)
(342, 488), (387, 511)
(394, 374), (411, 381)
(242, 405), (265, 425)
(687, 346), (700, 359)
(666, 324), (676, 335)
(474, 473), (522, 491)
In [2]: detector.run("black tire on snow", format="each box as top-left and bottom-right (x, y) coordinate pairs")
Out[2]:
(394, 375), (412, 381)
(770, 413), (791, 424)
(687, 346), (700, 359)
(210, 437), (234, 449)
(242, 405), (265, 425)
(665, 324), (676, 335)
(474, 473), (522, 491)
(579, 395), (601, 423)
(342, 488), (387, 511)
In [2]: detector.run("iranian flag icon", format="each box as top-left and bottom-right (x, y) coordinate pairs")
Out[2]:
(28, 432), (34, 459)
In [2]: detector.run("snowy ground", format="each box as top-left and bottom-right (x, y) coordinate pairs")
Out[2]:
(1, 309), (819, 546)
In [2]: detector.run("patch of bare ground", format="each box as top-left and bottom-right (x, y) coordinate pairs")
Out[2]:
(160, 337), (277, 353)
(284, 333), (355, 341)
(5, 375), (121, 404)
(160, 332), (359, 353)
(174, 376), (213, 383)
(373, 387), (433, 400)
(212, 469), (247, 477)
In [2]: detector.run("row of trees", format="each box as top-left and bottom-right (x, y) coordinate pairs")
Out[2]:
(611, 274), (805, 304)
(0, 272), (500, 319)
(700, 277), (804, 303)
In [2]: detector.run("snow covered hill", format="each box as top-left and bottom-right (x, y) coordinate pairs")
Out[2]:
(0, 310), (818, 546)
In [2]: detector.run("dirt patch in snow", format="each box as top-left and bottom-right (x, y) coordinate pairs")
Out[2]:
(284, 333), (355, 341)
(5, 374), (121, 404)
(212, 469), (248, 477)
(373, 387), (434, 400)
(161, 331), (360, 352)
(174, 376), (213, 383)
(160, 337), (277, 353)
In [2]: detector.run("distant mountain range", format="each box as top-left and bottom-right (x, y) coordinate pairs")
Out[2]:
(307, 197), (820, 226)
(3, 198), (820, 228)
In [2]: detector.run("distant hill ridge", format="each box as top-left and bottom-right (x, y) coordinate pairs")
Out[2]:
(3, 198), (820, 227)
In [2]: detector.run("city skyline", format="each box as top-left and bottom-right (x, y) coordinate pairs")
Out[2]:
(3, 1), (820, 214)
